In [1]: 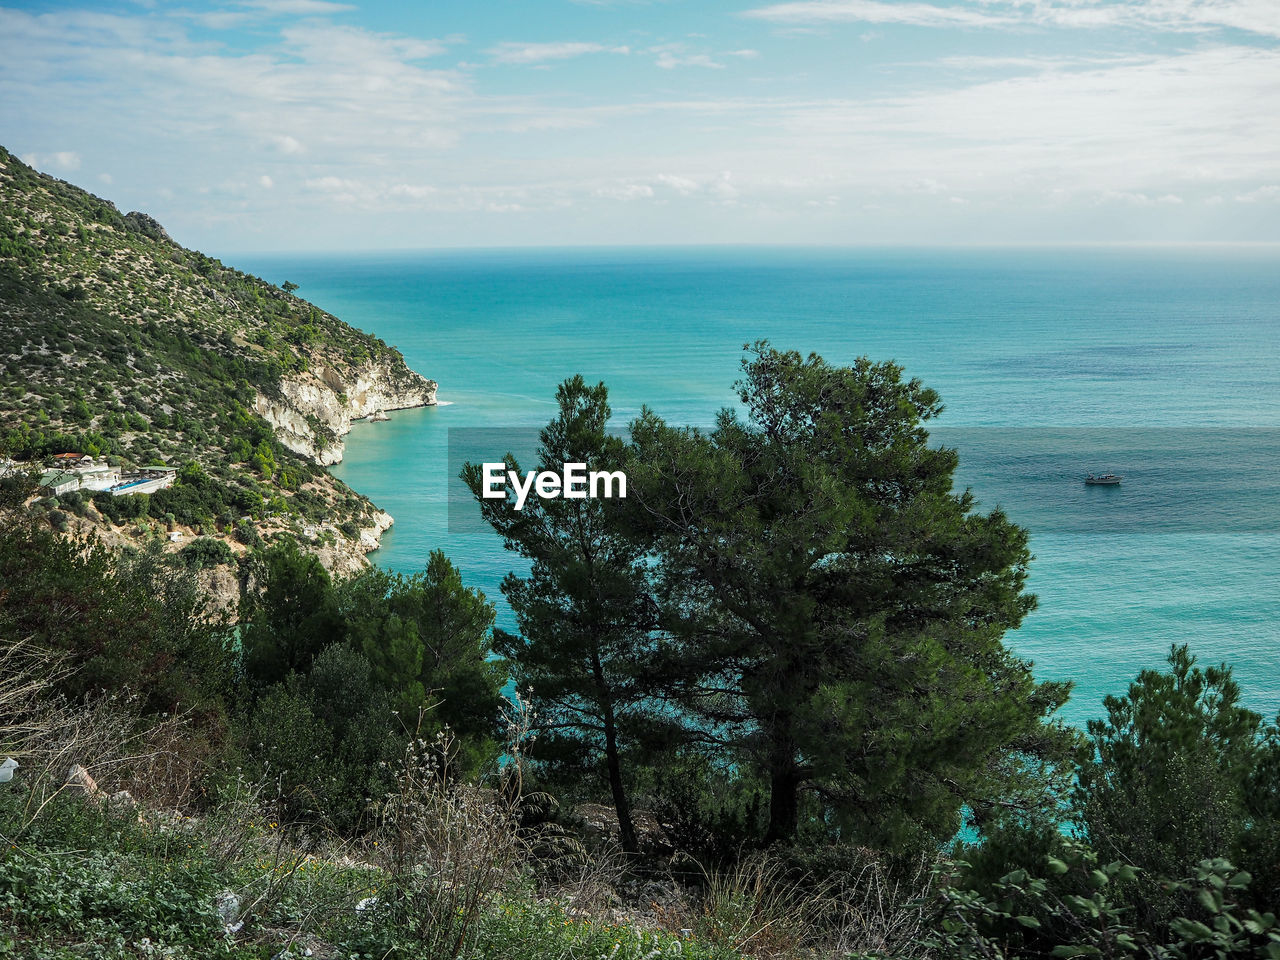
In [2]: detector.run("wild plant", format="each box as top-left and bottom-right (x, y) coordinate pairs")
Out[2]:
(369, 693), (537, 958)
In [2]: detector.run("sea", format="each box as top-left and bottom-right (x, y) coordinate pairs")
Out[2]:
(233, 247), (1280, 728)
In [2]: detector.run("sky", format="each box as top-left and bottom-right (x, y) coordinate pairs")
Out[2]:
(2, 0), (1279, 253)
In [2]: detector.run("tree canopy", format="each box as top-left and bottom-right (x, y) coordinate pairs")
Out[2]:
(625, 343), (1071, 848)
(468, 345), (1071, 851)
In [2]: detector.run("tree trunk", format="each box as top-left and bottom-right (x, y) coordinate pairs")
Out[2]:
(764, 765), (801, 845)
(592, 650), (639, 854)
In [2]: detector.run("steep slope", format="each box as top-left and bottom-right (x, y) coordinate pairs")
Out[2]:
(0, 145), (436, 588)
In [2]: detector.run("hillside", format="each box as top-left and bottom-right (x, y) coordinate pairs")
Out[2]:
(0, 145), (436, 595)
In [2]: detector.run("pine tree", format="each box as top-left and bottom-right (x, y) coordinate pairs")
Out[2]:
(625, 342), (1070, 849)
(462, 376), (660, 853)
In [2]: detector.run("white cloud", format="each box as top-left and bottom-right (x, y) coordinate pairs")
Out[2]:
(743, 0), (1280, 38)
(281, 23), (448, 64)
(301, 177), (500, 209)
(175, 0), (358, 31)
(595, 182), (656, 199)
(388, 183), (438, 200)
(0, 9), (466, 178)
(649, 43), (760, 69)
(3, 2), (1278, 245)
(655, 174), (701, 194)
(759, 45), (1280, 198)
(708, 171), (738, 200)
(487, 41), (630, 65)
(1102, 191), (1156, 204)
(602, 171), (742, 201)
(1236, 185), (1280, 202)
(272, 135), (305, 154)
(20, 150), (82, 172)
(744, 1), (1011, 28)
(235, 0), (357, 14)
(305, 175), (363, 194)
(931, 54), (1150, 71)
(655, 50), (724, 69)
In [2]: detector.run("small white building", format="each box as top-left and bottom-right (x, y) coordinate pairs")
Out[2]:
(39, 469), (82, 497)
(38, 456), (121, 496)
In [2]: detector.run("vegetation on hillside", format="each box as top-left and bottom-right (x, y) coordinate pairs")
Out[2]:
(0, 145), (428, 566)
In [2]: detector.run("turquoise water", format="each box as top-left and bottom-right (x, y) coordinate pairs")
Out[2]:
(234, 247), (1280, 726)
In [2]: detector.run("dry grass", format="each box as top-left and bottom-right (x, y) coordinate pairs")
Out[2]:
(827, 855), (933, 960)
(0, 636), (204, 834)
(200, 775), (368, 943)
(116, 711), (222, 812)
(650, 849), (934, 960)
(374, 731), (527, 955)
(550, 840), (628, 920)
(0, 638), (68, 758)
(682, 854), (825, 958)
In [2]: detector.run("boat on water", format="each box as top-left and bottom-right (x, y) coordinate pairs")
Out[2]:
(1085, 473), (1122, 486)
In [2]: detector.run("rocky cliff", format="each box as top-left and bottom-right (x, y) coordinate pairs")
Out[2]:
(253, 362), (437, 465)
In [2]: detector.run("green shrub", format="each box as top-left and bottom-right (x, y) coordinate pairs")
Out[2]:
(850, 847), (1280, 960)
(239, 540), (345, 688)
(1077, 644), (1280, 926)
(232, 519), (262, 548)
(0, 849), (241, 957)
(0, 521), (233, 715)
(59, 489), (86, 515)
(93, 490), (149, 522)
(241, 646), (401, 833)
(180, 536), (234, 570)
(242, 682), (337, 825)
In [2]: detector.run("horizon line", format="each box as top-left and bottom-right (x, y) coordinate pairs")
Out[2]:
(221, 240), (1280, 259)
